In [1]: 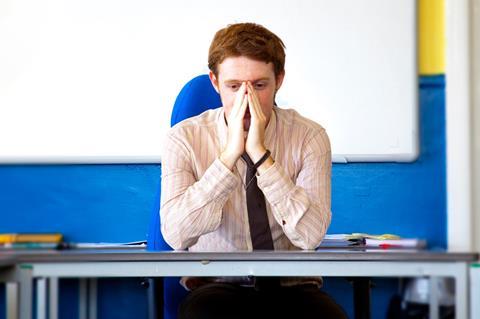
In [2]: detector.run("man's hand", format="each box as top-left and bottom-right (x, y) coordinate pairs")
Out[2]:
(245, 81), (268, 162)
(245, 82), (274, 173)
(219, 82), (248, 170)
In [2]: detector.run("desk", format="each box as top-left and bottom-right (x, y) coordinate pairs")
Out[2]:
(7, 249), (479, 319)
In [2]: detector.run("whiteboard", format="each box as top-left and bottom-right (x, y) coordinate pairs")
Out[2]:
(0, 0), (417, 163)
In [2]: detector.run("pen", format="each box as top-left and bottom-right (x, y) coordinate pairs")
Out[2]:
(379, 244), (402, 249)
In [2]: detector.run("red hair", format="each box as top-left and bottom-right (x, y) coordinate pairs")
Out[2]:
(208, 23), (286, 78)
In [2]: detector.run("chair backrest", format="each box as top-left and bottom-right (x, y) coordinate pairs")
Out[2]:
(147, 74), (222, 319)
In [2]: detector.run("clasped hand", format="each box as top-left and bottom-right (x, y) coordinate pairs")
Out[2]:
(220, 81), (268, 170)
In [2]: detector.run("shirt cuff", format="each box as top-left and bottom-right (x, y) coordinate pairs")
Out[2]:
(202, 158), (239, 199)
(256, 162), (295, 204)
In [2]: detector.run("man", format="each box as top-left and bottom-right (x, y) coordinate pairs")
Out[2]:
(161, 23), (346, 319)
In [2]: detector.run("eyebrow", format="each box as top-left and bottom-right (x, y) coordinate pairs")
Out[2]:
(224, 78), (270, 84)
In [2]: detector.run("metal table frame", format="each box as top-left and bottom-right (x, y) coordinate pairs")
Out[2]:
(4, 249), (479, 319)
(1, 256), (25, 319)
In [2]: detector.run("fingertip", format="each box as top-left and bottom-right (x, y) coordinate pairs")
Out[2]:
(241, 82), (248, 93)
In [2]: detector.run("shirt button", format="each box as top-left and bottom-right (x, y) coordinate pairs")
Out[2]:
(282, 220), (286, 225)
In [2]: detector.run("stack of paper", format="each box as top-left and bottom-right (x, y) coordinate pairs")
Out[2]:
(318, 233), (427, 249)
(318, 234), (365, 248)
(65, 240), (147, 249)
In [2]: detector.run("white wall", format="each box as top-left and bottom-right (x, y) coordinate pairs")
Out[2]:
(473, 0), (480, 252)
(446, 0), (474, 251)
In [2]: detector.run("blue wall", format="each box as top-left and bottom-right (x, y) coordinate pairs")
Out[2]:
(330, 76), (446, 249)
(0, 76), (445, 318)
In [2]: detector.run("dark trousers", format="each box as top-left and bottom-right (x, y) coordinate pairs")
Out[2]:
(178, 282), (348, 319)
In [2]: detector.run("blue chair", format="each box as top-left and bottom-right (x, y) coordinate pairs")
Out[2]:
(147, 74), (222, 319)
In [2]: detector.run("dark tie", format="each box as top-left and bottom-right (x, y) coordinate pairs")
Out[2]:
(241, 153), (274, 250)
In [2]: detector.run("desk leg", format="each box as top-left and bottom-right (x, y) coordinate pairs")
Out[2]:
(352, 277), (371, 319)
(88, 279), (97, 319)
(79, 279), (87, 319)
(49, 277), (59, 319)
(454, 264), (468, 319)
(471, 265), (480, 319)
(18, 267), (33, 319)
(6, 282), (18, 319)
(79, 278), (97, 319)
(428, 277), (439, 319)
(37, 278), (47, 319)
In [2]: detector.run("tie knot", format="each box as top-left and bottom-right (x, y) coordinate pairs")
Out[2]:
(241, 153), (255, 169)
(241, 150), (271, 171)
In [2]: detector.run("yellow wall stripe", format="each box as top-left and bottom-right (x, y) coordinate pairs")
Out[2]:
(419, 0), (445, 75)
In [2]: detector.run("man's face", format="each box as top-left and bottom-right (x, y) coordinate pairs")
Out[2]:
(210, 56), (284, 131)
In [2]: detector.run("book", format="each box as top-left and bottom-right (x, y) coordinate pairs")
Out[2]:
(0, 242), (61, 250)
(0, 233), (63, 244)
(318, 234), (365, 248)
(364, 238), (427, 249)
(318, 233), (426, 250)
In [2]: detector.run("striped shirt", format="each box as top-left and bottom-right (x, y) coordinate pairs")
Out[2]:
(160, 106), (332, 287)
